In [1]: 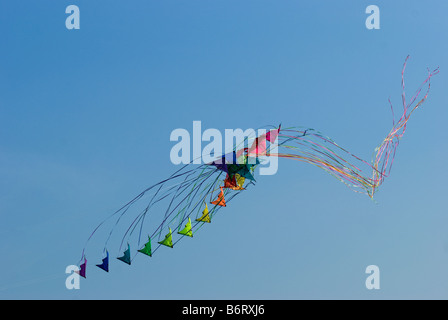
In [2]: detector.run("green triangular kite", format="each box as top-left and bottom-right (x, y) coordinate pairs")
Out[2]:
(227, 163), (255, 181)
(158, 228), (174, 248)
(178, 218), (193, 237)
(138, 236), (152, 257)
(239, 166), (255, 181)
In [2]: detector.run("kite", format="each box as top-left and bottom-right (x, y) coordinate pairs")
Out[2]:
(76, 57), (438, 277)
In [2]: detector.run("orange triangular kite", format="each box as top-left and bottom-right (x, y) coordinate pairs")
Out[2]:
(211, 187), (227, 207)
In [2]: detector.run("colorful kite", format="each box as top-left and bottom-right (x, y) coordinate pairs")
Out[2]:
(77, 57), (438, 277)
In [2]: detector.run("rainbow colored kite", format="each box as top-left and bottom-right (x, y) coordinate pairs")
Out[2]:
(76, 57), (438, 278)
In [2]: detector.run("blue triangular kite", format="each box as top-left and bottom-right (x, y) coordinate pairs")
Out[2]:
(117, 244), (131, 265)
(96, 250), (109, 272)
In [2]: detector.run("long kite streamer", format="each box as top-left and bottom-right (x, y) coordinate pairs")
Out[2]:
(77, 57), (438, 277)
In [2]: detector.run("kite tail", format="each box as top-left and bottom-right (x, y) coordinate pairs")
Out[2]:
(370, 56), (439, 197)
(273, 56), (438, 198)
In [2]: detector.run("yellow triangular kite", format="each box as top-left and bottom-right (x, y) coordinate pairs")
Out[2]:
(196, 203), (211, 223)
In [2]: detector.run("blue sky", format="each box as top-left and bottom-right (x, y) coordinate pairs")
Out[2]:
(0, 1), (447, 299)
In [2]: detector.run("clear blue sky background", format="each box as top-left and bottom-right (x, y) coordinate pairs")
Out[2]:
(1, 1), (447, 299)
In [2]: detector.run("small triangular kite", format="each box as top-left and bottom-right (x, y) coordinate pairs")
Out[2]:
(211, 187), (226, 207)
(266, 125), (281, 143)
(178, 218), (193, 237)
(138, 237), (152, 257)
(196, 203), (211, 223)
(226, 163), (256, 181)
(223, 174), (244, 190)
(158, 228), (174, 248)
(235, 173), (245, 188)
(96, 251), (109, 272)
(75, 257), (87, 278)
(117, 244), (131, 265)
(248, 135), (267, 157)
